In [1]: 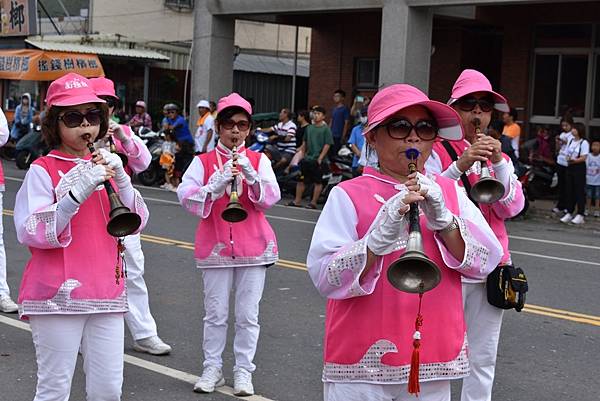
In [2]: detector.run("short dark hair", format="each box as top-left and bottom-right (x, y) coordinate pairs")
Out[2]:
(42, 103), (109, 149)
(334, 89), (346, 98)
(573, 122), (587, 139)
(297, 109), (310, 122)
(489, 119), (504, 134)
(507, 107), (518, 121)
(313, 106), (327, 115)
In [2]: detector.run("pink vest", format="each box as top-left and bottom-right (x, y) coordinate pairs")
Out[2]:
(18, 152), (126, 316)
(194, 148), (278, 267)
(323, 168), (467, 383)
(433, 140), (511, 264)
(0, 160), (4, 189)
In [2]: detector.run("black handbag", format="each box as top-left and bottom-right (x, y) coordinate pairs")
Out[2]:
(486, 265), (528, 312)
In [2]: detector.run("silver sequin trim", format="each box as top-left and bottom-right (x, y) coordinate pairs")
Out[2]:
(323, 336), (469, 384)
(498, 179), (517, 207)
(326, 238), (368, 287)
(19, 279), (127, 316)
(456, 216), (490, 275)
(24, 204), (63, 248)
(184, 188), (209, 216)
(196, 240), (278, 268)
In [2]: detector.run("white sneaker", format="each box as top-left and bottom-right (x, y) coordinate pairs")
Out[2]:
(571, 214), (585, 225)
(594, 211), (600, 218)
(560, 213), (573, 223)
(133, 335), (172, 355)
(551, 207), (562, 214)
(193, 366), (225, 393)
(0, 295), (18, 313)
(233, 368), (254, 396)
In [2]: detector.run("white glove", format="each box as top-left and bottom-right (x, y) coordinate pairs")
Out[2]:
(205, 165), (234, 200)
(366, 190), (410, 256)
(70, 164), (107, 203)
(235, 153), (260, 185)
(97, 148), (129, 188)
(108, 120), (129, 143)
(416, 173), (454, 231)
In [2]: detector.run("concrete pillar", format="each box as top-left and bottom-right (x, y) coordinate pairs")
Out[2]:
(379, 0), (433, 92)
(190, 0), (235, 124)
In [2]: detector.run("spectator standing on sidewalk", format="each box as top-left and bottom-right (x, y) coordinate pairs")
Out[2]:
(348, 110), (368, 177)
(289, 106), (333, 209)
(502, 108), (521, 158)
(194, 100), (215, 154)
(554, 116), (574, 214)
(586, 140), (600, 218)
(330, 89), (350, 155)
(560, 123), (589, 225)
(0, 107), (16, 313)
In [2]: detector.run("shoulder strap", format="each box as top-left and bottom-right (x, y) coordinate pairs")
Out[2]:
(441, 140), (479, 208)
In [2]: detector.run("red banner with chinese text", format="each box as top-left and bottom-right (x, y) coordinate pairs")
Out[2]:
(0, 49), (104, 81)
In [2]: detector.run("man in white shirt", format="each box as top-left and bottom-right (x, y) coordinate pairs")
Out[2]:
(194, 100), (215, 154)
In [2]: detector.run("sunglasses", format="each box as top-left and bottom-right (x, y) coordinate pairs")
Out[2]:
(220, 119), (251, 131)
(58, 109), (102, 128)
(383, 119), (438, 141)
(455, 97), (494, 113)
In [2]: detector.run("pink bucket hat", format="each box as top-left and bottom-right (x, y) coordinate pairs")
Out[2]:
(89, 77), (117, 99)
(447, 69), (509, 112)
(46, 73), (105, 108)
(365, 84), (463, 141)
(216, 93), (252, 117)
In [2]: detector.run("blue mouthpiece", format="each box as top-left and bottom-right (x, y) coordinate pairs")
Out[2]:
(405, 148), (420, 161)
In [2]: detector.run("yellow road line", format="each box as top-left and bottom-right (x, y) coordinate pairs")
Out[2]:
(5, 210), (600, 327)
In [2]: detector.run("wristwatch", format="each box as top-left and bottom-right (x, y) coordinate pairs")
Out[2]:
(437, 217), (459, 234)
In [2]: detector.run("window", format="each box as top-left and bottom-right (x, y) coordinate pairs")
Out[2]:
(535, 24), (592, 48)
(165, 0), (193, 9)
(354, 58), (379, 89)
(531, 54), (588, 118)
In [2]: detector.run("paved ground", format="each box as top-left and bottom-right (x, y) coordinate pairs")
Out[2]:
(0, 161), (599, 401)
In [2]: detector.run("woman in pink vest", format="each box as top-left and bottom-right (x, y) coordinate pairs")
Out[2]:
(177, 93), (280, 396)
(14, 73), (149, 401)
(90, 77), (172, 356)
(426, 69), (525, 401)
(308, 84), (502, 401)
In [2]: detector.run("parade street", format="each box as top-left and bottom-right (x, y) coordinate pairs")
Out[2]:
(0, 161), (598, 401)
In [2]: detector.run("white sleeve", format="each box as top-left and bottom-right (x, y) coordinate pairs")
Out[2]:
(177, 157), (214, 218)
(0, 108), (9, 147)
(307, 186), (384, 299)
(248, 153), (281, 209)
(425, 149), (443, 175)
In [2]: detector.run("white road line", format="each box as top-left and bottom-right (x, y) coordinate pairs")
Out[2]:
(508, 235), (600, 251)
(511, 251), (600, 266)
(0, 315), (275, 401)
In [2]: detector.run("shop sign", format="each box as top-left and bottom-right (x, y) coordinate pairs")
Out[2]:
(0, 49), (104, 80)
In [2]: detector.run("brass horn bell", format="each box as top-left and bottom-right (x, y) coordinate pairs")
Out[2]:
(221, 191), (248, 223)
(105, 188), (142, 237)
(470, 175), (505, 204)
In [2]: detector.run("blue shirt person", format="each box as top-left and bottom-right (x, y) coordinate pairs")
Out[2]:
(348, 123), (366, 176)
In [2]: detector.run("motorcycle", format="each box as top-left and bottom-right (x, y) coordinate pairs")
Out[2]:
(15, 123), (47, 169)
(137, 128), (165, 186)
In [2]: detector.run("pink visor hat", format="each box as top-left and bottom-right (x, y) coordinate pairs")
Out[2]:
(89, 77), (117, 99)
(447, 69), (509, 112)
(46, 73), (106, 108)
(216, 93), (252, 117)
(365, 84), (464, 141)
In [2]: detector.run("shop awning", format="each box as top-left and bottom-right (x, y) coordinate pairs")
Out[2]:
(25, 39), (170, 63)
(0, 49), (104, 80)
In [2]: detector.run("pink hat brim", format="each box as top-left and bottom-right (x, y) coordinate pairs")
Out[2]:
(49, 94), (106, 107)
(365, 99), (463, 141)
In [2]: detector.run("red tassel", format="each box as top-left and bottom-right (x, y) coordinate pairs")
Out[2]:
(408, 294), (424, 396)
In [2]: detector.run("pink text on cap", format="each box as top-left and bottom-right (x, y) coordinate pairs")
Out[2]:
(46, 73), (105, 108)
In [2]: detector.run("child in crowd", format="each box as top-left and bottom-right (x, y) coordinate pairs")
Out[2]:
(177, 93), (280, 396)
(586, 140), (600, 217)
(14, 73), (148, 401)
(160, 131), (178, 191)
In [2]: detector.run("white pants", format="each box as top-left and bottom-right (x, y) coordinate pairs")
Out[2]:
(0, 192), (9, 297)
(324, 380), (451, 401)
(201, 266), (266, 373)
(461, 282), (504, 401)
(29, 313), (124, 401)
(123, 233), (158, 340)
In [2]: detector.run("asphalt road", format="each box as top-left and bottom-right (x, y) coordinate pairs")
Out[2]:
(0, 161), (598, 401)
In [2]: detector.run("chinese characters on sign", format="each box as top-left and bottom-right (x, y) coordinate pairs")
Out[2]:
(0, 50), (104, 80)
(0, 0), (29, 36)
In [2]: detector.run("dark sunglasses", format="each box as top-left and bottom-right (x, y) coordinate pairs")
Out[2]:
(383, 119), (438, 141)
(221, 119), (251, 131)
(455, 97), (494, 112)
(58, 109), (103, 128)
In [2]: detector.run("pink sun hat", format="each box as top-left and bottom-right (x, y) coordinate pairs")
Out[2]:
(89, 76), (117, 99)
(46, 73), (106, 108)
(364, 84), (464, 141)
(216, 93), (252, 117)
(447, 69), (509, 112)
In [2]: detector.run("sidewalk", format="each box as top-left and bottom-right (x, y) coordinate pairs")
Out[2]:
(522, 198), (600, 231)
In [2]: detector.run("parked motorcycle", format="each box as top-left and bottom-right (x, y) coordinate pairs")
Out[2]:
(137, 128), (165, 186)
(15, 123), (47, 169)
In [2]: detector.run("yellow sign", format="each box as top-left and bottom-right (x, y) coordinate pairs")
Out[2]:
(0, 49), (104, 81)
(0, 0), (29, 36)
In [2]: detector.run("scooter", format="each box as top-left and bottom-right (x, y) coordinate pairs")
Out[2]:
(137, 128), (165, 186)
(15, 124), (47, 169)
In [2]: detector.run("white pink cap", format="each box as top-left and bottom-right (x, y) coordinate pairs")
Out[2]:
(447, 69), (509, 112)
(46, 73), (105, 108)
